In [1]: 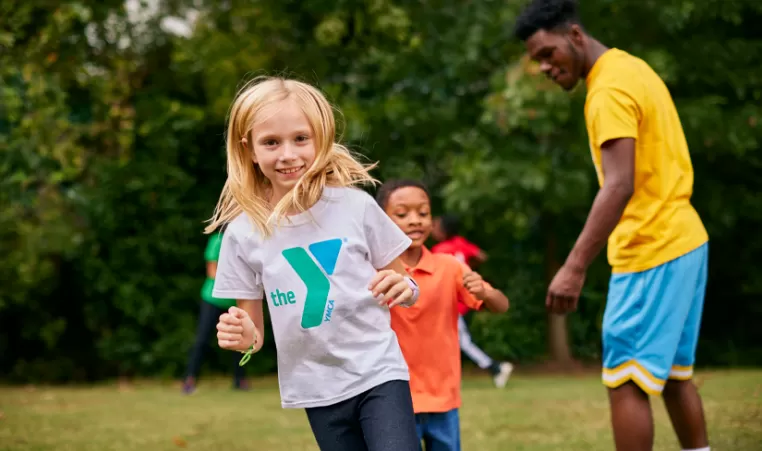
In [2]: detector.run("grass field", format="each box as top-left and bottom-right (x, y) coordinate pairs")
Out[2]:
(1, 370), (760, 451)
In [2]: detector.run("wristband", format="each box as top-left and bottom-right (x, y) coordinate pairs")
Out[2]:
(238, 332), (259, 367)
(403, 276), (420, 307)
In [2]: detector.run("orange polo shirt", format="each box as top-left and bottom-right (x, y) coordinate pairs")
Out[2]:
(390, 247), (483, 413)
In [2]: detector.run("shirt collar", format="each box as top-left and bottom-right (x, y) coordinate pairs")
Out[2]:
(405, 247), (436, 275)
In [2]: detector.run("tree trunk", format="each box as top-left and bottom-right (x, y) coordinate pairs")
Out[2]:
(545, 222), (573, 364)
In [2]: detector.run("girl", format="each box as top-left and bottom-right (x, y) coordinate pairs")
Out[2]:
(376, 179), (510, 451)
(208, 77), (420, 451)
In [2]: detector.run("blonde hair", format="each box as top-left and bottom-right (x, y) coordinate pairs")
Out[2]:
(205, 76), (378, 237)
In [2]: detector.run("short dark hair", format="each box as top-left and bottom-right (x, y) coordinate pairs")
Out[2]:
(439, 214), (460, 238)
(514, 0), (580, 41)
(375, 179), (430, 210)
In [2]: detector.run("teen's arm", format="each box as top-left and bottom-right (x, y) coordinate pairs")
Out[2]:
(237, 299), (265, 352)
(565, 138), (634, 272)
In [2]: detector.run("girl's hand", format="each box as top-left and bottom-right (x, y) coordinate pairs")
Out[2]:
(217, 306), (258, 352)
(463, 271), (487, 300)
(369, 270), (416, 308)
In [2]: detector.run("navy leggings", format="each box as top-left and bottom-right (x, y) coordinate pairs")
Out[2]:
(305, 379), (419, 451)
(184, 301), (245, 385)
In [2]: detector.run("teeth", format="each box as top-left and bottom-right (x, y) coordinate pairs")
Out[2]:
(279, 167), (302, 174)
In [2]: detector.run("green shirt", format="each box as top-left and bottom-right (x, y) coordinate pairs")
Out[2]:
(201, 232), (235, 309)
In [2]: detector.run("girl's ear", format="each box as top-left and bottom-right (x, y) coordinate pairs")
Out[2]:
(242, 137), (257, 163)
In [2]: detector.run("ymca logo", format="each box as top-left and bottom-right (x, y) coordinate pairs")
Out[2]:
(278, 238), (343, 329)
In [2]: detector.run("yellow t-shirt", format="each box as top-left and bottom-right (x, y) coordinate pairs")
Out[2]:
(584, 48), (708, 273)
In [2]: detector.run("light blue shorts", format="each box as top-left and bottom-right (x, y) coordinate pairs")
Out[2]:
(602, 242), (708, 395)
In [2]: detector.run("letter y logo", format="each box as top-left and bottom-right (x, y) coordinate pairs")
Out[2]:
(282, 239), (343, 329)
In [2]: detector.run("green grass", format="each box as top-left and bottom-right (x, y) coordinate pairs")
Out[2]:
(1, 370), (760, 451)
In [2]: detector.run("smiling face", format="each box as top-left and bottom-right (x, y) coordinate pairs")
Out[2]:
(525, 25), (586, 91)
(249, 97), (316, 202)
(384, 186), (432, 249)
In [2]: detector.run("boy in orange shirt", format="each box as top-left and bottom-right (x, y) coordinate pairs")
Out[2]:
(376, 179), (510, 451)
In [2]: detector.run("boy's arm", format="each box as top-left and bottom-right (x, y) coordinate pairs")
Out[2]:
(483, 281), (509, 311)
(465, 275), (509, 313)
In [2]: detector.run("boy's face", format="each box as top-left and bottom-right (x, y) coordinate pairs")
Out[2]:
(384, 186), (432, 249)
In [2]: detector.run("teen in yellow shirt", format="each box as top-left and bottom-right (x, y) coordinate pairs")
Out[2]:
(515, 1), (710, 451)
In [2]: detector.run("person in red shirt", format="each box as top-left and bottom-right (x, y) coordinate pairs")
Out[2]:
(432, 214), (514, 388)
(377, 179), (510, 451)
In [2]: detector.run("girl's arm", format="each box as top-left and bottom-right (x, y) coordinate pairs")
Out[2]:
(369, 257), (419, 308)
(237, 299), (265, 352)
(380, 257), (409, 277)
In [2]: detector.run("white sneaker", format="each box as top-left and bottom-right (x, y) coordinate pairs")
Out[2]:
(493, 362), (514, 388)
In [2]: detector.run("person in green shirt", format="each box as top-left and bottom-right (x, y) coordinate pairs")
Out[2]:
(182, 230), (249, 394)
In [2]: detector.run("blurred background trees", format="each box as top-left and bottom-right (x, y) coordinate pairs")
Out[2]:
(1, 0), (761, 382)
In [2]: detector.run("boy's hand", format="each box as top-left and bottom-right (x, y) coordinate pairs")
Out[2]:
(217, 306), (258, 352)
(369, 270), (414, 308)
(463, 271), (487, 300)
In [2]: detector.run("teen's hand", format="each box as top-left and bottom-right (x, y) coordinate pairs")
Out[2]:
(463, 271), (487, 300)
(217, 306), (258, 351)
(369, 270), (415, 308)
(546, 264), (585, 314)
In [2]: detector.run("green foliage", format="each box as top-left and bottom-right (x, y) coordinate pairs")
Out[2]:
(1, 0), (761, 382)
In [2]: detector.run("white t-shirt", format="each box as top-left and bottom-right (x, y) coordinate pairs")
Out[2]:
(213, 186), (413, 409)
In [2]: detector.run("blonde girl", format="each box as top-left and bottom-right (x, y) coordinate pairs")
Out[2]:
(209, 77), (420, 451)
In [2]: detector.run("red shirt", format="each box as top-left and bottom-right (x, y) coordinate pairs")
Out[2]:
(432, 236), (483, 316)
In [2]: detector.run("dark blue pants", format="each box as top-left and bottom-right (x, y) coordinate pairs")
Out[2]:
(184, 301), (245, 385)
(305, 379), (418, 451)
(416, 409), (461, 451)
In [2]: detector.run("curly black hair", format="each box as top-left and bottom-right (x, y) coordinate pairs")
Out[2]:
(375, 179), (430, 209)
(438, 214), (460, 239)
(514, 0), (581, 41)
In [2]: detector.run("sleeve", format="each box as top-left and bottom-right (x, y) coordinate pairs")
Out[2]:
(586, 86), (641, 149)
(362, 194), (413, 269)
(212, 228), (264, 300)
(456, 260), (484, 311)
(204, 233), (223, 262)
(463, 240), (482, 261)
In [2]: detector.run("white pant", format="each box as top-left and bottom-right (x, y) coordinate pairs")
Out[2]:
(457, 315), (493, 369)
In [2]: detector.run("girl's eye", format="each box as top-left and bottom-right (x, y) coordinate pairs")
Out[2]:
(263, 140), (278, 147)
(420, 211), (430, 217)
(395, 213), (407, 219)
(296, 135), (310, 142)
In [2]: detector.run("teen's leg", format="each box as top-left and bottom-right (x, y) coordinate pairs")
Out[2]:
(420, 409), (460, 451)
(358, 380), (419, 451)
(663, 244), (710, 450)
(306, 396), (368, 451)
(608, 382), (654, 451)
(183, 301), (223, 393)
(601, 259), (691, 451)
